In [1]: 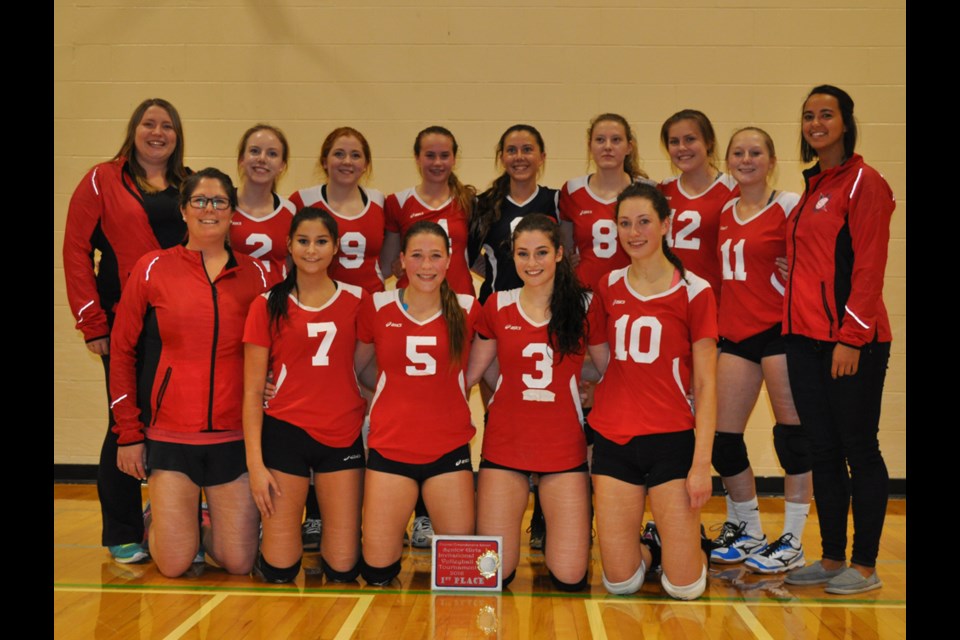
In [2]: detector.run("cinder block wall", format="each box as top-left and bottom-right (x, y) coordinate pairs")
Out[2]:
(54, 0), (906, 478)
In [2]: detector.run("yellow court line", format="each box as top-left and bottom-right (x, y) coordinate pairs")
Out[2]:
(584, 600), (608, 640)
(163, 593), (227, 640)
(733, 603), (775, 640)
(334, 595), (374, 640)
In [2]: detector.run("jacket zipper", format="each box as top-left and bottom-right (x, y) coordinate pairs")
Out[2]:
(208, 282), (219, 430)
(152, 366), (172, 426)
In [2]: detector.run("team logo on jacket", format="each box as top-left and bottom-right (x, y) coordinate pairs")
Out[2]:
(814, 193), (831, 212)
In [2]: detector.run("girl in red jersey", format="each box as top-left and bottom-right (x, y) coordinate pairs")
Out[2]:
(355, 221), (479, 586)
(658, 109), (739, 297)
(586, 183), (717, 600)
(243, 207), (367, 584)
(466, 214), (592, 591)
(111, 168), (268, 578)
(62, 98), (189, 565)
(709, 128), (812, 574)
(231, 124), (297, 285)
(559, 113), (653, 291)
(782, 86), (895, 595)
(289, 127), (387, 293)
(382, 126), (477, 297)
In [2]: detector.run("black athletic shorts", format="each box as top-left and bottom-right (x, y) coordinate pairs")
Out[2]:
(478, 458), (588, 479)
(147, 438), (247, 487)
(719, 323), (785, 364)
(261, 414), (365, 477)
(366, 444), (472, 484)
(591, 430), (694, 488)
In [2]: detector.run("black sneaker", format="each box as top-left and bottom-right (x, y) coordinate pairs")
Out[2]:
(527, 513), (546, 550)
(641, 521), (662, 573)
(301, 518), (321, 552)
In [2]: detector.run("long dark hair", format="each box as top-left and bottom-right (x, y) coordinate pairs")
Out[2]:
(800, 84), (857, 163)
(413, 126), (476, 219)
(471, 124), (546, 241)
(402, 220), (466, 363)
(114, 98), (188, 193)
(266, 207), (340, 333)
(614, 183), (686, 281)
(512, 214), (589, 360)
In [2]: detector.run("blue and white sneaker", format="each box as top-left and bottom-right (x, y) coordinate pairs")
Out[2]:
(710, 522), (767, 564)
(109, 543), (149, 565)
(744, 533), (804, 574)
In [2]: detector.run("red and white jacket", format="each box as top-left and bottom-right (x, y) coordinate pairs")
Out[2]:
(63, 158), (183, 341)
(110, 245), (269, 446)
(784, 154), (895, 346)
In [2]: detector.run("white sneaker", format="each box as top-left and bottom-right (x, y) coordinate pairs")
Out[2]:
(744, 533), (804, 574)
(410, 516), (434, 548)
(710, 522), (767, 564)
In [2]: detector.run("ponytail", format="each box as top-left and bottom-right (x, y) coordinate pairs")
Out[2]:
(439, 279), (467, 364)
(470, 172), (510, 242)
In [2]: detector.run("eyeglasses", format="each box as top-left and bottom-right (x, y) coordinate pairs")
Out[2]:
(188, 196), (231, 211)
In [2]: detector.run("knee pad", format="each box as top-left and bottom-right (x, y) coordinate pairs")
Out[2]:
(360, 558), (401, 586)
(322, 556), (360, 583)
(502, 569), (517, 587)
(773, 423), (811, 475)
(712, 432), (750, 477)
(549, 570), (588, 592)
(661, 565), (707, 601)
(602, 561), (645, 595)
(255, 553), (301, 583)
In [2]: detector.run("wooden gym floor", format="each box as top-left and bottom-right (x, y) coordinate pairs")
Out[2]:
(54, 484), (906, 639)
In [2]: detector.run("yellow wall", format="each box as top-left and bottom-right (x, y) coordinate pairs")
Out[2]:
(54, 0), (906, 477)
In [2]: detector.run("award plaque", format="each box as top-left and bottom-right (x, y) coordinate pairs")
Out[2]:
(431, 535), (503, 591)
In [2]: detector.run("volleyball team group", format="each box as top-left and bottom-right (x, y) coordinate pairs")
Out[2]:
(62, 83), (895, 599)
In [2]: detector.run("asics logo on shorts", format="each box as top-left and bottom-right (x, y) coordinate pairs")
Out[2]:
(455, 458), (470, 467)
(342, 454), (362, 462)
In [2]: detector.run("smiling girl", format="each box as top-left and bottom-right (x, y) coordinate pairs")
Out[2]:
(242, 207), (367, 584)
(289, 128), (387, 293)
(708, 128), (812, 573)
(586, 182), (717, 600)
(559, 113), (653, 291)
(383, 126), (476, 297)
(658, 109), (738, 297)
(466, 214), (591, 591)
(355, 221), (480, 586)
(231, 124), (296, 285)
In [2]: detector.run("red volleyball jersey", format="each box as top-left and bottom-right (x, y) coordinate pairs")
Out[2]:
(384, 187), (475, 296)
(289, 185), (386, 293)
(230, 197), (296, 285)
(717, 191), (799, 343)
(358, 289), (479, 463)
(243, 283), (368, 447)
(659, 173), (739, 296)
(476, 289), (587, 472)
(587, 267), (718, 443)
(558, 175), (630, 290)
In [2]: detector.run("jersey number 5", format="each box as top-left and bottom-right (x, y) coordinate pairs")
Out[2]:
(406, 336), (437, 376)
(613, 315), (662, 363)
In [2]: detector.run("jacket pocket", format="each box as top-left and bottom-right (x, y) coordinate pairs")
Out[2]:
(820, 282), (835, 339)
(152, 367), (172, 426)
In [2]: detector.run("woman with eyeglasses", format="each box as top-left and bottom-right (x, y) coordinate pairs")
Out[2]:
(109, 168), (269, 578)
(62, 98), (190, 565)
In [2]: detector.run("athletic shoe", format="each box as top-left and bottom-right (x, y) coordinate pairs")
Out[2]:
(142, 501), (152, 545)
(302, 518), (322, 552)
(745, 533), (805, 574)
(527, 513), (546, 550)
(709, 521), (742, 549)
(824, 567), (882, 595)
(710, 522), (767, 564)
(411, 516), (434, 548)
(783, 560), (847, 586)
(193, 545), (205, 564)
(640, 521), (662, 573)
(199, 502), (211, 529)
(109, 543), (149, 564)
